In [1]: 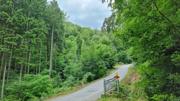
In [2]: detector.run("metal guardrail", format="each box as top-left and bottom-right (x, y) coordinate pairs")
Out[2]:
(104, 78), (120, 95)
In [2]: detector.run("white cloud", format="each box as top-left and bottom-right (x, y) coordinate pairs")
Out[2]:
(47, 0), (52, 2)
(55, 0), (112, 29)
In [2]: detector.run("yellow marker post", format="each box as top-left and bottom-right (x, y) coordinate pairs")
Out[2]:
(114, 72), (120, 80)
(114, 72), (120, 95)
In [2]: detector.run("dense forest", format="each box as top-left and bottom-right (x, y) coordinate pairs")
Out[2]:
(0, 0), (131, 101)
(0, 0), (179, 101)
(102, 0), (180, 101)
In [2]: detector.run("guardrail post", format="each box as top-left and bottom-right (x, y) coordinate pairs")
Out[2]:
(104, 79), (106, 95)
(117, 80), (120, 93)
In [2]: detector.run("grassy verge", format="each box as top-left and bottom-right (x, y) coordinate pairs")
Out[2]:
(44, 84), (87, 100)
(98, 67), (148, 101)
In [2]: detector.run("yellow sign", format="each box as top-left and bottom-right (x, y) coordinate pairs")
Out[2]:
(114, 72), (120, 80)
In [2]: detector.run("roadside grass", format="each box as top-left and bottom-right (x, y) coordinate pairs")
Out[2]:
(98, 67), (148, 101)
(98, 96), (118, 101)
(44, 84), (86, 101)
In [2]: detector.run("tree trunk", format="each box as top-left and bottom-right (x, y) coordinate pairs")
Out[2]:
(0, 53), (4, 80)
(49, 26), (54, 77)
(6, 48), (13, 82)
(27, 51), (31, 74)
(19, 64), (23, 82)
(38, 48), (41, 74)
(1, 57), (7, 100)
(46, 33), (50, 67)
(24, 51), (28, 74)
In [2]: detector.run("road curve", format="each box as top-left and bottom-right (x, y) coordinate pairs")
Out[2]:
(46, 64), (132, 101)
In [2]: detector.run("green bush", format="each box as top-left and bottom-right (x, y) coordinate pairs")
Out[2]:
(62, 75), (76, 87)
(115, 51), (132, 64)
(137, 62), (180, 101)
(5, 75), (53, 101)
(171, 51), (180, 68)
(151, 94), (180, 101)
(82, 72), (95, 83)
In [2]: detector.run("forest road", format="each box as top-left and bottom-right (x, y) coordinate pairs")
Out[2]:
(46, 64), (132, 101)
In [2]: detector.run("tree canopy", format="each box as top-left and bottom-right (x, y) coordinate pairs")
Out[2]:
(0, 0), (131, 100)
(103, 0), (180, 100)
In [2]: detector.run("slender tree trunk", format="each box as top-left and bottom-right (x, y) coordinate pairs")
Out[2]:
(0, 52), (1, 80)
(26, 9), (30, 73)
(38, 48), (41, 74)
(19, 64), (23, 82)
(0, 33), (4, 79)
(1, 57), (7, 100)
(24, 51), (28, 74)
(35, 67), (37, 75)
(27, 51), (31, 74)
(46, 33), (50, 67)
(0, 53), (4, 80)
(49, 26), (54, 77)
(6, 48), (13, 82)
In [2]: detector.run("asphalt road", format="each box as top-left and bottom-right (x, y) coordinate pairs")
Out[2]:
(46, 64), (132, 101)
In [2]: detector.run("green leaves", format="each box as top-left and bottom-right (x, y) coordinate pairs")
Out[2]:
(104, 0), (180, 100)
(6, 75), (53, 101)
(171, 52), (180, 67)
(0, 0), (133, 100)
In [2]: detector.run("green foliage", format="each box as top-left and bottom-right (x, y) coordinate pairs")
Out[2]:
(138, 63), (166, 97)
(0, 0), (130, 100)
(151, 94), (180, 101)
(62, 25), (124, 82)
(114, 51), (132, 64)
(137, 62), (180, 101)
(81, 44), (109, 79)
(5, 75), (53, 101)
(171, 51), (180, 68)
(104, 0), (180, 67)
(81, 72), (95, 83)
(102, 0), (180, 100)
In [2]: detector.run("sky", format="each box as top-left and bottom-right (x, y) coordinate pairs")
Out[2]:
(48, 0), (112, 29)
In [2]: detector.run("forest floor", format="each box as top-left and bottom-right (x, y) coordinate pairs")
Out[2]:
(45, 64), (132, 101)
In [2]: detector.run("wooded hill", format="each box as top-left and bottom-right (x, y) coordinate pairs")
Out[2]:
(0, 0), (131, 101)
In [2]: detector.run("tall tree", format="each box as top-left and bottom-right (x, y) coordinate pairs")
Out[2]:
(45, 0), (64, 77)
